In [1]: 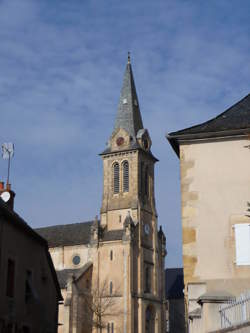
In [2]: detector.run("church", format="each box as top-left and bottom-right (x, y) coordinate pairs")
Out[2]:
(37, 56), (166, 333)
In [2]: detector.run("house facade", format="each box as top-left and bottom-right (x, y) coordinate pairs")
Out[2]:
(167, 94), (250, 332)
(0, 183), (62, 333)
(37, 57), (166, 333)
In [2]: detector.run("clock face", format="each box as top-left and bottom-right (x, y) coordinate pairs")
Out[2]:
(116, 137), (124, 146)
(144, 223), (150, 235)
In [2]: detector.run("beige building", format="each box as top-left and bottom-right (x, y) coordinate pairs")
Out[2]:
(37, 57), (166, 333)
(167, 94), (250, 332)
(0, 182), (62, 333)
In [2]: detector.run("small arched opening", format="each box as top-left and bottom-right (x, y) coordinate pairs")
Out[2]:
(145, 305), (155, 333)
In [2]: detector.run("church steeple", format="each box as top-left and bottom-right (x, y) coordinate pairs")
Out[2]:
(113, 53), (144, 141)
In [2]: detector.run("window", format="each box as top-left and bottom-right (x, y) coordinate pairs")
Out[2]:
(145, 266), (151, 293)
(122, 161), (129, 192)
(25, 270), (32, 303)
(6, 259), (15, 297)
(140, 162), (144, 194)
(72, 255), (81, 266)
(110, 281), (113, 295)
(113, 163), (120, 194)
(22, 326), (31, 333)
(145, 166), (149, 197)
(111, 323), (114, 333)
(235, 224), (250, 265)
(110, 250), (113, 261)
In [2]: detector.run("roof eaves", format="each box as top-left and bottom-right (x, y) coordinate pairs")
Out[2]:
(167, 128), (250, 158)
(0, 199), (48, 246)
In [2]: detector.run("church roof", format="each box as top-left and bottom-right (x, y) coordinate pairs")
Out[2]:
(36, 221), (93, 247)
(167, 93), (250, 156)
(113, 54), (143, 140)
(36, 221), (125, 247)
(56, 262), (92, 289)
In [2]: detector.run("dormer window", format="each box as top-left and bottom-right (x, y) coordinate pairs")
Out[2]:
(122, 161), (129, 192)
(113, 163), (120, 194)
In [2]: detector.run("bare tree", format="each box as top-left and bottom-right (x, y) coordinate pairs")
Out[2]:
(79, 278), (123, 333)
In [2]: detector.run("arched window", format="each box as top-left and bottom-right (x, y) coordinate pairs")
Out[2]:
(110, 281), (113, 295)
(145, 166), (149, 197)
(122, 161), (129, 192)
(113, 163), (120, 194)
(110, 250), (113, 261)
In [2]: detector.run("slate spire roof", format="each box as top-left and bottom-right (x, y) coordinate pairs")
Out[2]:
(167, 93), (250, 156)
(113, 54), (144, 140)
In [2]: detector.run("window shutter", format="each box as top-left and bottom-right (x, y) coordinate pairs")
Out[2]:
(235, 224), (250, 265)
(122, 161), (129, 192)
(113, 163), (120, 194)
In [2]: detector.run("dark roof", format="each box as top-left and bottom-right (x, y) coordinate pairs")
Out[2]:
(114, 59), (143, 140)
(101, 229), (124, 242)
(0, 199), (48, 246)
(167, 93), (250, 156)
(36, 221), (93, 247)
(165, 268), (184, 299)
(57, 262), (92, 289)
(0, 199), (62, 300)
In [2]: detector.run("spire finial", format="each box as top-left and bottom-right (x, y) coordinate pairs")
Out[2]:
(128, 51), (131, 64)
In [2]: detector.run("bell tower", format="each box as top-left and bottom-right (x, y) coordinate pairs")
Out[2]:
(98, 55), (166, 333)
(100, 54), (158, 231)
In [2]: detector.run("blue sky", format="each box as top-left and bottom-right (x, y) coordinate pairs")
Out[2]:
(1, 0), (250, 267)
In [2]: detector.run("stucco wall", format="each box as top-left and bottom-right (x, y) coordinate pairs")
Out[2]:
(180, 137), (250, 288)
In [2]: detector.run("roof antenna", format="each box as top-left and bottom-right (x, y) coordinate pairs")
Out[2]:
(2, 143), (14, 185)
(128, 51), (131, 64)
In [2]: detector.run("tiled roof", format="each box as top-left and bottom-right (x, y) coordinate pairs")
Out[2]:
(36, 221), (125, 247)
(101, 229), (124, 242)
(167, 93), (250, 155)
(165, 268), (184, 299)
(36, 221), (93, 247)
(56, 262), (92, 289)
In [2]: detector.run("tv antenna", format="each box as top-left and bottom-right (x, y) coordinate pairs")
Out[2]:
(2, 143), (14, 185)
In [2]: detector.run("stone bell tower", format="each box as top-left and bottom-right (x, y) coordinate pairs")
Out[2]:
(98, 54), (166, 333)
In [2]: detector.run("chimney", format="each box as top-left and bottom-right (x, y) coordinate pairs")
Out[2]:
(0, 181), (15, 210)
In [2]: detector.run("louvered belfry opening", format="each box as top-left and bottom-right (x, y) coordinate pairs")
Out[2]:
(145, 166), (149, 197)
(113, 163), (120, 194)
(123, 161), (129, 192)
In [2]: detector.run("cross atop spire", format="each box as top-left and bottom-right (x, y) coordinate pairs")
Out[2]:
(113, 55), (144, 141)
(127, 51), (131, 64)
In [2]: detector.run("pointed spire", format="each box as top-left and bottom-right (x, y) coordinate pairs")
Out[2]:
(113, 54), (144, 140)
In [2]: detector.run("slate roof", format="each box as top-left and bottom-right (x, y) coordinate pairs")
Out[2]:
(36, 221), (125, 247)
(165, 268), (184, 299)
(36, 221), (93, 247)
(101, 229), (124, 242)
(114, 58), (144, 141)
(167, 93), (250, 156)
(57, 262), (92, 289)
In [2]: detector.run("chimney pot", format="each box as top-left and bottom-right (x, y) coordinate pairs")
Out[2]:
(6, 183), (11, 191)
(0, 182), (4, 190)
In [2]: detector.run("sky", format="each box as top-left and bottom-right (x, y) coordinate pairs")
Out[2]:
(1, 0), (250, 267)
